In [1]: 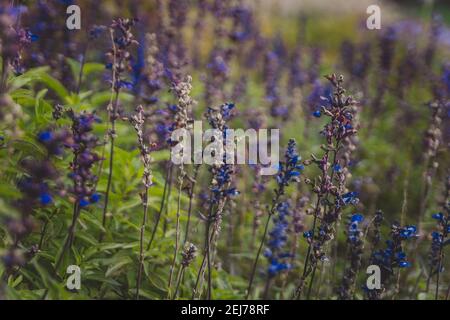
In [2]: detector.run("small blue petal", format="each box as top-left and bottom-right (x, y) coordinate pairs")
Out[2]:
(351, 214), (364, 222)
(40, 193), (52, 205)
(38, 131), (52, 142)
(79, 199), (90, 207)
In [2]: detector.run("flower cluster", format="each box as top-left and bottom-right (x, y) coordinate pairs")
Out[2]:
(0, 7), (38, 76)
(306, 75), (359, 264)
(264, 202), (292, 277)
(338, 213), (365, 299)
(67, 110), (102, 207)
(181, 242), (198, 268)
(141, 33), (164, 103)
(247, 139), (303, 297)
(428, 175), (450, 278)
(295, 75), (359, 298)
(203, 1), (238, 106)
(370, 210), (384, 248)
(130, 105), (153, 188)
(292, 196), (308, 235)
(373, 223), (417, 270)
(205, 103), (238, 232)
(263, 50), (287, 119)
(169, 75), (195, 141)
(366, 222), (417, 299)
(275, 139), (304, 192)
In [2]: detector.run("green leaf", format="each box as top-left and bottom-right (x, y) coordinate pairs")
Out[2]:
(38, 73), (69, 100)
(105, 257), (132, 277)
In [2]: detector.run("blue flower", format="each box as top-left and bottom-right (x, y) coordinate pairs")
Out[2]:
(400, 225), (417, 239)
(351, 214), (364, 223)
(265, 201), (292, 277)
(399, 261), (411, 268)
(39, 193), (52, 205)
(342, 191), (359, 206)
(90, 193), (101, 203)
(79, 199), (90, 207)
(313, 110), (322, 118)
(118, 80), (134, 90)
(432, 212), (443, 220)
(38, 131), (52, 142)
(29, 32), (39, 42)
(303, 230), (313, 239)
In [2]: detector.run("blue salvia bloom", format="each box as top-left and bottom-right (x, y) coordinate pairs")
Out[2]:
(275, 139), (304, 190)
(307, 79), (333, 116)
(293, 75), (359, 299)
(264, 202), (292, 277)
(379, 26), (396, 72)
(229, 5), (254, 43)
(371, 222), (416, 272)
(365, 221), (416, 299)
(206, 103), (239, 205)
(263, 50), (288, 119)
(372, 223), (417, 273)
(288, 45), (306, 92)
(107, 18), (138, 92)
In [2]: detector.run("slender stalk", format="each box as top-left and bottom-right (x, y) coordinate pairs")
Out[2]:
(168, 169), (185, 298)
(38, 209), (58, 250)
(135, 187), (149, 300)
(184, 165), (199, 245)
(192, 205), (215, 299)
(147, 163), (173, 251)
(99, 29), (120, 242)
(245, 193), (280, 300)
(295, 139), (341, 300)
(75, 43), (89, 95)
(435, 244), (443, 300)
(192, 250), (207, 299)
(206, 217), (212, 300)
(162, 172), (174, 236)
(262, 276), (272, 299)
(173, 265), (186, 300)
(293, 196), (321, 299)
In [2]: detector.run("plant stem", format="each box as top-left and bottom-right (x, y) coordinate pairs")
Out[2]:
(173, 265), (186, 300)
(75, 42), (89, 95)
(147, 163), (173, 251)
(294, 195), (321, 299)
(136, 187), (149, 300)
(192, 204), (215, 299)
(263, 276), (272, 299)
(168, 171), (184, 298)
(435, 243), (443, 300)
(184, 165), (199, 245)
(100, 29), (120, 242)
(245, 193), (280, 300)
